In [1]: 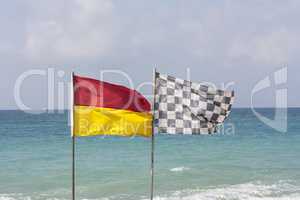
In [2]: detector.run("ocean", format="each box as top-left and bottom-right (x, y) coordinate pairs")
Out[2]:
(0, 108), (300, 200)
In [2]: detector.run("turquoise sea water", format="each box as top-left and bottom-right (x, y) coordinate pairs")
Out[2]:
(0, 108), (300, 200)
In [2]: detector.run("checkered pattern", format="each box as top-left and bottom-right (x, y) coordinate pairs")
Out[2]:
(154, 72), (234, 134)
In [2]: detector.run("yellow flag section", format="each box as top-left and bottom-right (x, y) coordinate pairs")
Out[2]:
(72, 75), (152, 137)
(74, 106), (152, 137)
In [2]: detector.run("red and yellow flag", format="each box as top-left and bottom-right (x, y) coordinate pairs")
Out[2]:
(72, 75), (152, 137)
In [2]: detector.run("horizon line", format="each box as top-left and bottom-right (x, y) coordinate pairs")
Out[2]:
(0, 107), (299, 111)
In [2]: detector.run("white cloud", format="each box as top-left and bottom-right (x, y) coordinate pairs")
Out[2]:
(228, 29), (289, 65)
(24, 0), (115, 61)
(21, 0), (298, 68)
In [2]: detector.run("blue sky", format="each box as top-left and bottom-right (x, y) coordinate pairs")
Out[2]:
(0, 0), (298, 109)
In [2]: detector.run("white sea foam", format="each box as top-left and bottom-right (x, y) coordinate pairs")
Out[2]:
(1, 181), (300, 200)
(152, 181), (300, 200)
(0, 195), (31, 200)
(169, 166), (190, 172)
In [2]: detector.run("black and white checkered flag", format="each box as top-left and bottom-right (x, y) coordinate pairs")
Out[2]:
(154, 72), (234, 134)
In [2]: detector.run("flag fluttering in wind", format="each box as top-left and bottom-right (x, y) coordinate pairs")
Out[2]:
(72, 75), (152, 137)
(154, 72), (234, 134)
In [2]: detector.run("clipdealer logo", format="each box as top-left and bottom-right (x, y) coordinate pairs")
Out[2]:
(13, 68), (236, 135)
(251, 67), (288, 133)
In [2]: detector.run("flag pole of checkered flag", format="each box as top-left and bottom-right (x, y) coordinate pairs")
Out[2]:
(154, 72), (234, 135)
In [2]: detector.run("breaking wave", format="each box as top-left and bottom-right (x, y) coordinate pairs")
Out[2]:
(169, 166), (190, 172)
(1, 181), (300, 200)
(152, 181), (300, 200)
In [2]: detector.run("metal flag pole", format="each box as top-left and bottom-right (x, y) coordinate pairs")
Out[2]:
(71, 72), (76, 200)
(150, 68), (157, 200)
(72, 134), (76, 200)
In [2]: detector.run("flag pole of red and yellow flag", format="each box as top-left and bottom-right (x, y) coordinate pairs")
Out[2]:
(71, 74), (152, 137)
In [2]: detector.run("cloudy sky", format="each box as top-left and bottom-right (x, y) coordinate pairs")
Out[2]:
(0, 0), (299, 110)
